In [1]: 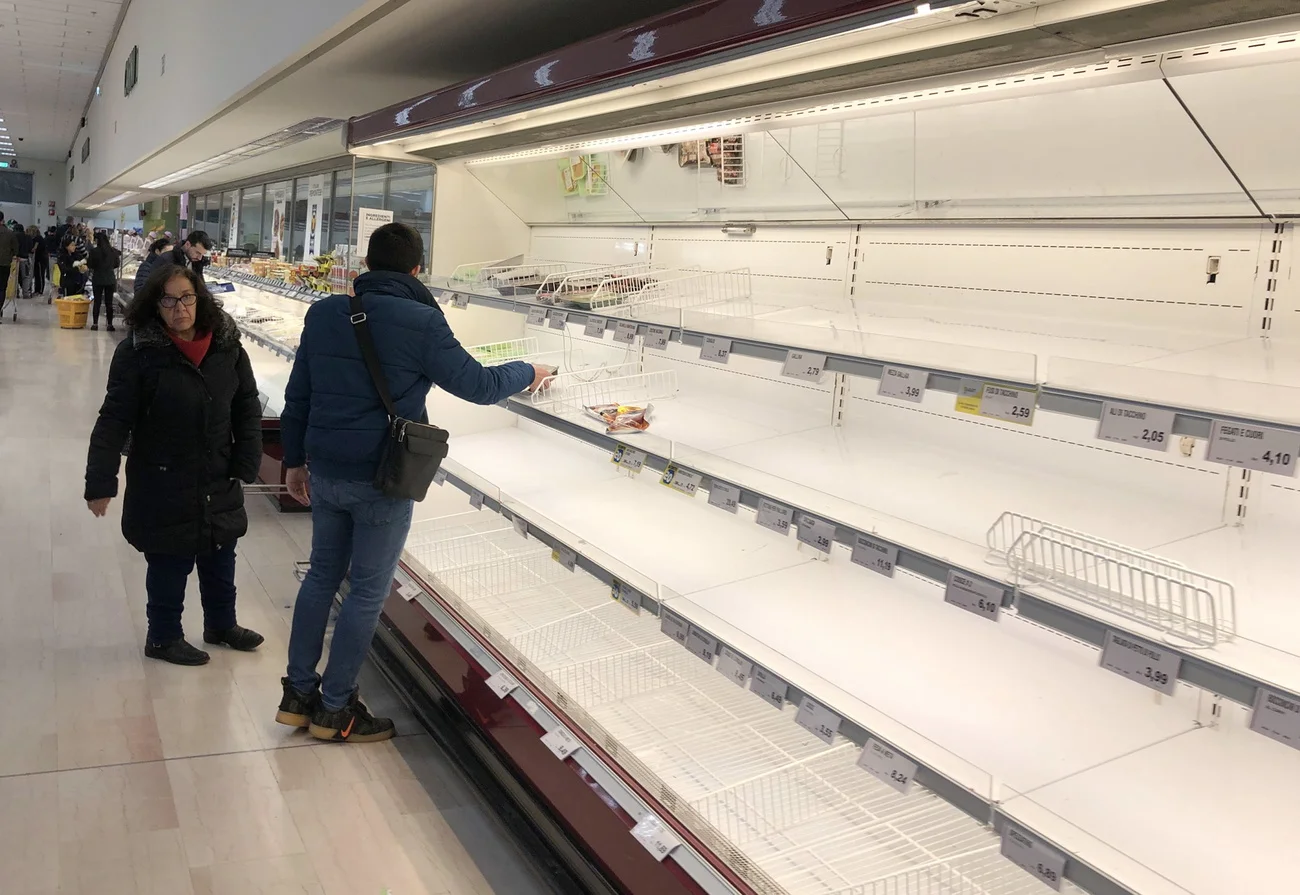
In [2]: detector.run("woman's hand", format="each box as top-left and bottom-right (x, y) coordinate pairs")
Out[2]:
(87, 498), (111, 517)
(286, 467), (311, 506)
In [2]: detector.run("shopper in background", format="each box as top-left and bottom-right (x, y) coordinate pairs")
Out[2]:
(0, 213), (17, 302)
(58, 236), (88, 298)
(277, 223), (550, 743)
(88, 231), (122, 332)
(84, 264), (265, 666)
(134, 237), (176, 294)
(13, 221), (32, 299)
(155, 230), (213, 283)
(31, 226), (47, 295)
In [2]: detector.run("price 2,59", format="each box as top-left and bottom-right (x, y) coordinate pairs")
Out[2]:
(1009, 406), (1032, 419)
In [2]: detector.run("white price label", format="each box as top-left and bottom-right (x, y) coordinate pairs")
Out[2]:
(1001, 825), (1066, 892)
(878, 366), (926, 403)
(700, 336), (731, 364)
(857, 738), (918, 794)
(1099, 630), (1180, 695)
(717, 646), (753, 688)
(469, 489), (485, 510)
(644, 325), (670, 351)
(397, 582), (421, 602)
(795, 695), (842, 745)
(660, 611), (689, 646)
(708, 481), (740, 514)
(944, 570), (1002, 621)
(484, 670), (520, 699)
(583, 315), (607, 338)
(959, 381), (1036, 425)
(796, 514), (835, 554)
(450, 293), (469, 310)
(631, 815), (681, 863)
(512, 516), (528, 539)
(660, 464), (701, 497)
(540, 726), (581, 760)
(782, 350), (826, 383)
(1097, 402), (1174, 452)
(612, 580), (640, 614)
(551, 546), (577, 572)
(613, 321), (638, 344)
(548, 310), (568, 329)
(431, 289), (447, 303)
(851, 534), (898, 578)
(611, 445), (646, 473)
(433, 468), (448, 486)
(1250, 687), (1300, 750)
(1207, 420), (1299, 476)
(756, 499), (793, 536)
(686, 627), (718, 664)
(525, 307), (547, 326)
(750, 665), (788, 709)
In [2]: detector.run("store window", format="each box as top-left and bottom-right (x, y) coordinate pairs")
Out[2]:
(204, 194), (220, 233)
(263, 179), (291, 257)
(386, 163), (434, 269)
(349, 163), (386, 249)
(219, 192), (235, 247)
(238, 185), (264, 252)
(330, 169), (351, 254)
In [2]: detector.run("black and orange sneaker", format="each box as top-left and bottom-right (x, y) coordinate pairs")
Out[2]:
(308, 692), (395, 743)
(276, 677), (319, 729)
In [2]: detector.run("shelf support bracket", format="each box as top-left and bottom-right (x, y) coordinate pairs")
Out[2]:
(830, 373), (849, 428)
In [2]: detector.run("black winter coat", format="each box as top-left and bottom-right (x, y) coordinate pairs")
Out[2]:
(88, 245), (122, 286)
(85, 311), (264, 555)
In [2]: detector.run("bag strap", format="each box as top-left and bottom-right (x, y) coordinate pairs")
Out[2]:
(348, 293), (398, 420)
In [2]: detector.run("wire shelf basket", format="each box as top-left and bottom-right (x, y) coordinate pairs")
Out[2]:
(536, 263), (656, 302)
(466, 337), (540, 364)
(588, 268), (753, 318)
(530, 364), (678, 418)
(449, 257), (574, 288)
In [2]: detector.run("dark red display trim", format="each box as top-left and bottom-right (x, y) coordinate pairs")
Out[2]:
(349, 0), (912, 146)
(381, 562), (755, 895)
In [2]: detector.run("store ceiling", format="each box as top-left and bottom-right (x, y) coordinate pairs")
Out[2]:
(0, 0), (123, 162)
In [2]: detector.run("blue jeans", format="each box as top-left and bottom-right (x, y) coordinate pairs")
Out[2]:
(144, 542), (238, 645)
(286, 475), (413, 711)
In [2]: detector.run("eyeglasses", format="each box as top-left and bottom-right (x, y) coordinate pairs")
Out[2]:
(161, 292), (198, 308)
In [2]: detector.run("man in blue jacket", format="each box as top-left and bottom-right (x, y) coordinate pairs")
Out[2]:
(278, 222), (548, 743)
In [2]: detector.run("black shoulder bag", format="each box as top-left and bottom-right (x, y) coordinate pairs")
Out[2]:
(349, 294), (450, 501)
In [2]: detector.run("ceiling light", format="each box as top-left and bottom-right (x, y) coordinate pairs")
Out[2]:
(140, 117), (344, 189)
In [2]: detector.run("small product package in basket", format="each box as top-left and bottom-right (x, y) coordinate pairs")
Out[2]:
(584, 403), (653, 434)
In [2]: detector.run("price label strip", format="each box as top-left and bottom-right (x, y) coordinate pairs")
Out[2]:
(583, 315), (607, 338)
(699, 336), (732, 364)
(685, 627), (718, 664)
(716, 645), (753, 688)
(450, 293), (470, 310)
(708, 481), (741, 514)
(660, 464), (702, 497)
(750, 665), (788, 709)
(1099, 630), (1180, 695)
(956, 381), (1037, 426)
(611, 445), (647, 473)
(857, 738), (918, 795)
(469, 489), (485, 510)
(1001, 824), (1067, 892)
(1250, 687), (1300, 751)
(756, 499), (793, 536)
(525, 306), (547, 326)
(644, 325), (670, 351)
(796, 514), (836, 554)
(548, 309), (568, 329)
(878, 365), (926, 404)
(782, 349), (826, 383)
(612, 580), (640, 615)
(660, 611), (689, 647)
(795, 695), (842, 745)
(512, 515), (528, 539)
(551, 546), (577, 572)
(433, 468), (448, 487)
(851, 534), (898, 578)
(613, 321), (639, 344)
(540, 726), (581, 760)
(1207, 420), (1300, 476)
(1097, 401), (1174, 452)
(631, 815), (682, 863)
(944, 570), (1003, 621)
(484, 670), (521, 700)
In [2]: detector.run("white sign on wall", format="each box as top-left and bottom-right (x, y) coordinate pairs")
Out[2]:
(356, 207), (394, 255)
(306, 175), (325, 259)
(270, 189), (287, 260)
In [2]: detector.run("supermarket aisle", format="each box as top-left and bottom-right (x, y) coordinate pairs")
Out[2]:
(0, 304), (562, 895)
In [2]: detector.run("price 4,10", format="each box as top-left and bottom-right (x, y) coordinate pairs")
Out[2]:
(1264, 450), (1293, 467)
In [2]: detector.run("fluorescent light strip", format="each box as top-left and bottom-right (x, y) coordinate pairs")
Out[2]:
(140, 117), (343, 189)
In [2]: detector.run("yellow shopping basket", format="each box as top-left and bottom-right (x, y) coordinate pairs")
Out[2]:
(55, 295), (91, 330)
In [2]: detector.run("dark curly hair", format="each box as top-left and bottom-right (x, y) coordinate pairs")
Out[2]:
(125, 264), (223, 333)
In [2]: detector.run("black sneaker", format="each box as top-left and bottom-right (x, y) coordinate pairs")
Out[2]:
(145, 639), (210, 666)
(106, 324), (116, 332)
(276, 677), (319, 729)
(90, 324), (98, 331)
(308, 692), (395, 743)
(203, 625), (265, 651)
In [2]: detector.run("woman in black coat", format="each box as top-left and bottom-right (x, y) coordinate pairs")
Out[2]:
(87, 231), (122, 331)
(85, 264), (266, 666)
(58, 236), (87, 298)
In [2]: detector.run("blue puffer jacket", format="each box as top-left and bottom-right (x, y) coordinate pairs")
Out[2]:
(280, 270), (534, 483)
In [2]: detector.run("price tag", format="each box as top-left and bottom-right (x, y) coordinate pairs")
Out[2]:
(631, 815), (681, 863)
(612, 580), (640, 614)
(878, 365), (926, 403)
(756, 499), (793, 536)
(611, 445), (646, 473)
(485, 670), (520, 699)
(857, 738), (918, 794)
(708, 481), (740, 514)
(548, 310), (568, 329)
(512, 516), (528, 539)
(944, 570), (1003, 621)
(958, 381), (1036, 425)
(525, 307), (547, 326)
(551, 546), (577, 572)
(660, 611), (689, 646)
(1097, 402), (1175, 451)
(716, 646), (753, 688)
(1207, 420), (1299, 476)
(699, 336), (732, 364)
(1001, 825), (1066, 892)
(660, 464), (701, 497)
(433, 468), (448, 487)
(613, 321), (638, 344)
(750, 665), (788, 709)
(796, 514), (835, 554)
(782, 350), (826, 383)
(584, 315), (607, 338)
(851, 534), (898, 578)
(540, 726), (581, 760)
(450, 293), (470, 310)
(397, 582), (421, 602)
(431, 289), (447, 303)
(795, 695), (842, 745)
(1250, 687), (1300, 750)
(644, 325), (670, 351)
(1099, 630), (1180, 695)
(685, 627), (717, 664)
(469, 489), (485, 510)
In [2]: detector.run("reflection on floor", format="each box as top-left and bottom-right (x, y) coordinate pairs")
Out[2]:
(0, 301), (562, 895)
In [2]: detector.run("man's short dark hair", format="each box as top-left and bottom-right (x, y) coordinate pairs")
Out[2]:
(365, 222), (423, 274)
(185, 230), (213, 250)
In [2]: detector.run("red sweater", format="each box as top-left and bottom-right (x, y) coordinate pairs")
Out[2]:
(169, 330), (212, 367)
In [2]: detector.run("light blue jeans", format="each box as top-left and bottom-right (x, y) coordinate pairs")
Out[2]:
(286, 474), (413, 711)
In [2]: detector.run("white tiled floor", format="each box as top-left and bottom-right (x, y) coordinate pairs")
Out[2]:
(0, 302), (560, 894)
